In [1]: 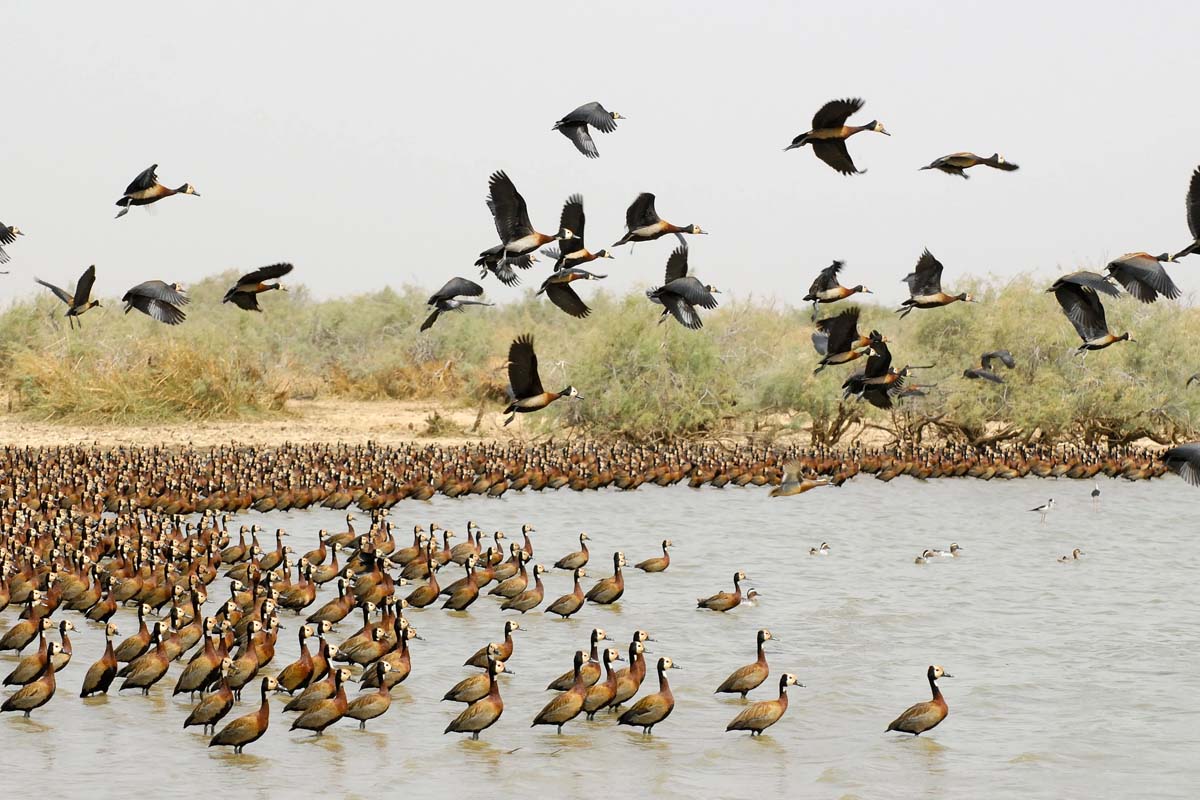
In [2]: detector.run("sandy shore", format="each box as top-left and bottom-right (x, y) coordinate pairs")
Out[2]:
(0, 400), (508, 448)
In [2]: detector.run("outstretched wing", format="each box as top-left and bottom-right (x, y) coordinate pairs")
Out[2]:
(807, 260), (844, 295)
(237, 262), (294, 285)
(812, 98), (864, 129)
(811, 140), (860, 175)
(434, 276), (485, 302)
(819, 307), (862, 353)
(1051, 270), (1121, 297)
(35, 277), (73, 306)
(124, 164), (158, 194)
(1186, 166), (1200, 239)
(558, 125), (599, 159)
(571, 101), (618, 133)
(1054, 284), (1108, 341)
(126, 280), (189, 306)
(74, 265), (97, 304)
(544, 283), (591, 319)
(980, 350), (1015, 370)
(663, 245), (689, 283)
(1164, 443), (1200, 486)
(488, 171), (534, 242)
(661, 294), (702, 330)
(557, 195), (586, 247)
(625, 193), (659, 229)
(508, 334), (543, 398)
(903, 250), (944, 296)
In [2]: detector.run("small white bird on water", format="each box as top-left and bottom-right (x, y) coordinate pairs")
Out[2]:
(1030, 498), (1054, 523)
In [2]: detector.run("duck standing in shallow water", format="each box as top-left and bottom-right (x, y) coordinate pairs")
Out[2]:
(698, 571), (747, 612)
(618, 657), (680, 735)
(887, 665), (952, 735)
(725, 673), (802, 736)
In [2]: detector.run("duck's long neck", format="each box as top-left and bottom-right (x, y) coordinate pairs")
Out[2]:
(757, 640), (767, 665)
(928, 671), (942, 700)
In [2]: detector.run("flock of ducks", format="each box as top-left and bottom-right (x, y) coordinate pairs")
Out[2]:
(0, 503), (955, 745)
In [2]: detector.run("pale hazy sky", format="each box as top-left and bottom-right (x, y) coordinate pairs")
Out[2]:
(4, 2), (1198, 309)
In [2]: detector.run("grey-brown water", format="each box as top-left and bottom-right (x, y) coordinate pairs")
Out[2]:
(2, 478), (1197, 799)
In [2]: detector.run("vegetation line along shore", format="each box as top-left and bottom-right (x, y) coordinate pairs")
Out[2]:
(3, 271), (1197, 446)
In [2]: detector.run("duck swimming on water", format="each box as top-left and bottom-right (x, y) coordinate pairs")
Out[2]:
(886, 665), (952, 735)
(1058, 548), (1085, 562)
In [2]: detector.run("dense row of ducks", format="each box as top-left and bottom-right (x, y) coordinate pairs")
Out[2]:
(0, 506), (953, 747)
(0, 440), (1192, 519)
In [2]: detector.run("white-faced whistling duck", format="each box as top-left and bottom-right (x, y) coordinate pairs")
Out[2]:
(811, 306), (874, 374)
(1162, 443), (1200, 486)
(548, 627), (610, 690)
(914, 549), (935, 565)
(291, 667), (351, 734)
(446, 653), (508, 739)
(1058, 548), (1085, 563)
(618, 656), (679, 735)
(545, 568), (588, 619)
(697, 570), (747, 611)
(554, 532), (590, 571)
(444, 645), (513, 703)
(421, 276), (493, 331)
(841, 333), (905, 409)
(886, 665), (952, 735)
(809, 542), (830, 556)
(503, 334), (581, 426)
(0, 220), (24, 267)
(114, 164), (199, 218)
(804, 260), (871, 319)
(1047, 270), (1131, 353)
(122, 280), (189, 325)
(716, 629), (775, 699)
(532, 650), (589, 733)
(784, 98), (889, 175)
(210, 675), (278, 753)
(4, 623), (61, 686)
(1, 642), (60, 717)
(35, 264), (100, 329)
(920, 152), (1019, 178)
(612, 192), (706, 247)
(770, 461), (831, 497)
(443, 553), (481, 611)
(963, 349), (1015, 383)
(726, 673), (802, 735)
(485, 171), (572, 267)
(541, 195), (615, 271)
(476, 198), (538, 287)
(1105, 253), (1180, 303)
(538, 266), (607, 319)
(646, 244), (720, 330)
(501, 563), (547, 613)
(1172, 166), (1200, 260)
(345, 662), (393, 729)
(466, 619), (520, 670)
(553, 102), (625, 159)
(222, 262), (294, 312)
(79, 622), (120, 697)
(583, 647), (626, 719)
(898, 249), (975, 318)
(634, 539), (672, 573)
(1030, 498), (1054, 523)
(585, 552), (625, 605)
(184, 658), (235, 733)
(118, 622), (170, 694)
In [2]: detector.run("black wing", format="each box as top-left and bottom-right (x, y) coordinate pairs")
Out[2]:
(811, 140), (861, 176)
(625, 193), (659, 229)
(558, 125), (599, 159)
(488, 171), (534, 242)
(431, 277), (484, 303)
(1049, 270), (1121, 297)
(903, 250), (944, 296)
(1053, 284), (1108, 341)
(1186, 166), (1200, 239)
(35, 277), (73, 306)
(663, 276), (718, 310)
(812, 98), (864, 129)
(0, 224), (17, 246)
(124, 164), (158, 194)
(663, 245), (689, 283)
(557, 195), (586, 247)
(125, 280), (189, 306)
(420, 309), (440, 332)
(237, 262), (294, 285)
(74, 265), (97, 304)
(227, 292), (262, 312)
(570, 102), (618, 134)
(965, 368), (1004, 384)
(1107, 255), (1181, 303)
(862, 340), (892, 379)
(508, 334), (543, 398)
(980, 350), (1015, 370)
(661, 294), (702, 330)
(818, 307), (862, 354)
(544, 283), (591, 319)
(807, 261), (844, 296)
(1163, 443), (1200, 486)
(811, 331), (830, 356)
(126, 294), (186, 325)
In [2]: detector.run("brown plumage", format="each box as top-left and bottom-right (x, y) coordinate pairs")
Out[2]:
(634, 539), (672, 572)
(545, 567), (587, 619)
(532, 650), (588, 733)
(118, 624), (170, 695)
(618, 657), (680, 734)
(726, 673), (803, 735)
(554, 532), (591, 571)
(500, 563), (546, 613)
(443, 645), (513, 704)
(697, 570), (748, 612)
(446, 655), (507, 740)
(80, 622), (121, 697)
(547, 628), (610, 690)
(275, 624), (317, 695)
(183, 658), (235, 734)
(291, 667), (351, 735)
(886, 665), (952, 735)
(1, 643), (60, 717)
(585, 551), (625, 604)
(583, 647), (625, 719)
(345, 662), (393, 729)
(465, 620), (520, 669)
(209, 676), (278, 753)
(715, 629), (775, 698)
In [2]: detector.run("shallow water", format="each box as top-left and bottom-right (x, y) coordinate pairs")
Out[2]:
(2, 477), (1197, 799)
